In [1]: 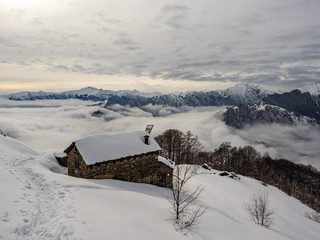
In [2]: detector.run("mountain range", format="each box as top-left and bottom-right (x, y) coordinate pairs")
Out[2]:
(223, 82), (320, 128)
(1, 87), (161, 101)
(1, 82), (275, 106)
(2, 82), (320, 128)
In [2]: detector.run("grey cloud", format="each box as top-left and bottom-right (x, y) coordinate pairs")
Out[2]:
(286, 66), (320, 76)
(271, 78), (318, 90)
(158, 70), (221, 82)
(148, 45), (316, 87)
(63, 33), (80, 40)
(87, 63), (117, 75)
(238, 14), (266, 26)
(17, 61), (31, 66)
(160, 4), (189, 29)
(177, 60), (220, 69)
(298, 43), (320, 50)
(98, 27), (112, 33)
(112, 32), (139, 51)
(100, 17), (121, 24)
(96, 12), (121, 23)
(269, 0), (314, 13)
(124, 46), (140, 51)
(165, 15), (187, 29)
(54, 65), (69, 71)
(72, 64), (86, 72)
(242, 75), (281, 86)
(1, 0), (320, 92)
(239, 29), (252, 35)
(161, 5), (189, 12)
(49, 62), (119, 76)
(113, 38), (135, 46)
(276, 26), (320, 43)
(220, 46), (233, 53)
(30, 18), (45, 26)
(298, 54), (320, 61)
(0, 37), (23, 49)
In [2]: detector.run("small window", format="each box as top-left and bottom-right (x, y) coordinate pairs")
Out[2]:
(159, 174), (165, 182)
(74, 153), (79, 169)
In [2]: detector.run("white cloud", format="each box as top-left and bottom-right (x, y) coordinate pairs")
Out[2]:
(0, 100), (319, 169)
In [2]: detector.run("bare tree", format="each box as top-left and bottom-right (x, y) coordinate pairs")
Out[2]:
(155, 129), (184, 163)
(155, 129), (203, 165)
(182, 131), (203, 164)
(243, 191), (275, 228)
(166, 165), (206, 232)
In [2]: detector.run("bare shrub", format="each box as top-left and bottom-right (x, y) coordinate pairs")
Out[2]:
(305, 211), (320, 223)
(166, 165), (207, 232)
(243, 191), (275, 228)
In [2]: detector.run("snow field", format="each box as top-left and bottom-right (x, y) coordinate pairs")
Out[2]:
(1, 135), (320, 240)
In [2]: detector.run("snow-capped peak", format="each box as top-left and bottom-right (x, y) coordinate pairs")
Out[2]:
(225, 82), (272, 96)
(65, 86), (103, 95)
(298, 81), (320, 96)
(222, 82), (275, 104)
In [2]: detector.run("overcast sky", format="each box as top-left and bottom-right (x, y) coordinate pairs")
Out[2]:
(1, 0), (320, 93)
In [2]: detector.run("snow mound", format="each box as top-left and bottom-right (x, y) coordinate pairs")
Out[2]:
(0, 135), (38, 156)
(75, 130), (161, 165)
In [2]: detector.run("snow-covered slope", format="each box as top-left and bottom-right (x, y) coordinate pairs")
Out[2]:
(0, 135), (319, 240)
(223, 100), (318, 128)
(0, 135), (38, 156)
(223, 82), (320, 128)
(224, 82), (276, 104)
(298, 81), (320, 96)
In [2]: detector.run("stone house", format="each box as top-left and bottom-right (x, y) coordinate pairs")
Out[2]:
(56, 130), (173, 188)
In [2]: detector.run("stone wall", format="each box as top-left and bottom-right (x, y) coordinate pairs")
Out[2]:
(67, 146), (172, 188)
(56, 156), (68, 167)
(67, 145), (88, 179)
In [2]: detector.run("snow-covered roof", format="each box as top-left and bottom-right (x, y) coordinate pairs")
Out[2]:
(158, 156), (175, 169)
(74, 130), (161, 165)
(55, 152), (67, 158)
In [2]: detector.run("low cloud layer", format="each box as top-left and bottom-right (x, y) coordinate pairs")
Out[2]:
(0, 100), (319, 169)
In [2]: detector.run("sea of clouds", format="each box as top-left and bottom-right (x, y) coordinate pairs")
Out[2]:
(0, 99), (319, 169)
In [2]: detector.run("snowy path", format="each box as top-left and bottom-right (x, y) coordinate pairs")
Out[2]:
(0, 151), (74, 239)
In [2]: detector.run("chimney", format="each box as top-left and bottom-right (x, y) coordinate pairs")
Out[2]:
(144, 135), (150, 145)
